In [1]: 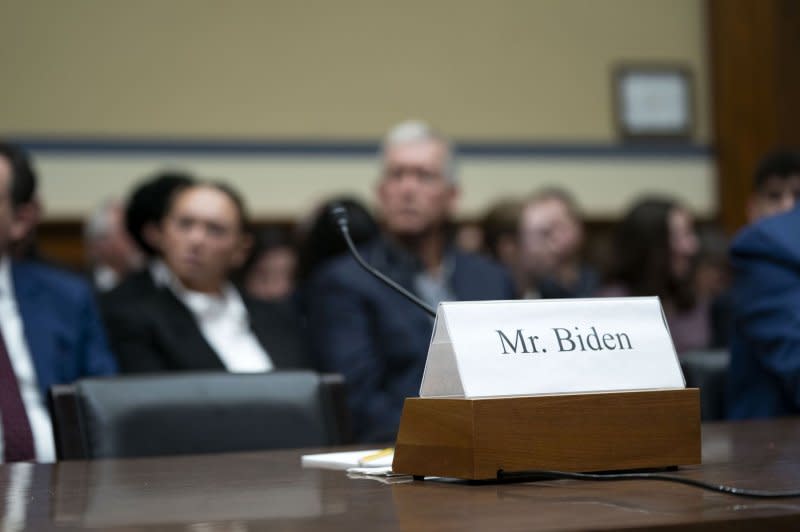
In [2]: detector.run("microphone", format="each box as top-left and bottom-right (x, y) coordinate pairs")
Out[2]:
(329, 204), (437, 318)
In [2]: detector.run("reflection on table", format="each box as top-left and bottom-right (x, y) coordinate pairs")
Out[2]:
(1, 419), (800, 530)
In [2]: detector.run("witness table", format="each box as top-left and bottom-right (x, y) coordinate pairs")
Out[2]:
(3, 418), (800, 531)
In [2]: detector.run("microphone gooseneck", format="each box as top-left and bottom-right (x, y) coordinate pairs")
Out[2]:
(329, 204), (437, 318)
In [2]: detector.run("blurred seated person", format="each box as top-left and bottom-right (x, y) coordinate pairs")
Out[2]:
(747, 150), (800, 223)
(238, 227), (297, 302)
(100, 171), (194, 312)
(294, 196), (379, 316)
(103, 182), (310, 373)
(0, 141), (116, 463)
(481, 198), (523, 295)
(307, 121), (515, 443)
(695, 226), (732, 348)
(296, 196), (379, 283)
(701, 151), (800, 354)
(694, 226), (731, 302)
(84, 198), (144, 292)
(597, 197), (710, 354)
(727, 205), (800, 419)
(6, 152), (42, 262)
(454, 221), (484, 255)
(711, 149), (800, 353)
(517, 188), (598, 299)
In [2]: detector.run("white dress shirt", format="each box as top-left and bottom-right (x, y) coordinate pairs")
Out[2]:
(151, 261), (274, 373)
(92, 265), (120, 293)
(0, 256), (56, 463)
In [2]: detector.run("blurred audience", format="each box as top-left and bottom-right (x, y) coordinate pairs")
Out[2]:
(307, 120), (515, 443)
(747, 150), (800, 223)
(481, 198), (523, 294)
(3, 147), (42, 262)
(727, 205), (800, 419)
(454, 221), (484, 255)
(103, 181), (310, 373)
(597, 197), (712, 354)
(126, 171), (196, 258)
(0, 142), (116, 463)
(694, 225), (733, 349)
(101, 171), (195, 310)
(294, 196), (379, 317)
(295, 196), (379, 284)
(518, 188), (598, 299)
(694, 226), (731, 302)
(239, 227), (297, 302)
(84, 198), (144, 292)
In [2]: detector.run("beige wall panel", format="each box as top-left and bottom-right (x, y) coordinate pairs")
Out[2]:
(33, 153), (715, 219)
(0, 0), (708, 142)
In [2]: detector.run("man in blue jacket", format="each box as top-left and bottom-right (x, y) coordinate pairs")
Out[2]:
(727, 205), (800, 419)
(0, 142), (117, 462)
(307, 121), (516, 442)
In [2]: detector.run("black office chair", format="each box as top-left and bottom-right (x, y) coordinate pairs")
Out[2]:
(49, 371), (352, 460)
(680, 350), (730, 421)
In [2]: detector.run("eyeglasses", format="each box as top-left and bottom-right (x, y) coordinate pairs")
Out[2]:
(383, 165), (443, 183)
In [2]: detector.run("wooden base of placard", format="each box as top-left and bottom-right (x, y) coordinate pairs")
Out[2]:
(392, 389), (701, 480)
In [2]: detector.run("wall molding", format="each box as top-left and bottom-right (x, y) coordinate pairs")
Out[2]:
(8, 136), (712, 159)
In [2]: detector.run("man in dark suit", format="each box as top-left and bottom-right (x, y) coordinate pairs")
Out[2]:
(307, 121), (516, 442)
(727, 205), (800, 419)
(103, 181), (310, 373)
(0, 142), (117, 463)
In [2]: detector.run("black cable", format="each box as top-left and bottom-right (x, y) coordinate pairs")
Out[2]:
(496, 469), (800, 499)
(330, 204), (437, 318)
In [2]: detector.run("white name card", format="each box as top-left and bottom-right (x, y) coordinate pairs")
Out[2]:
(420, 297), (684, 398)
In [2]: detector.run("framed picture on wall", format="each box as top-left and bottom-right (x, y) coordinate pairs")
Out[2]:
(613, 64), (694, 141)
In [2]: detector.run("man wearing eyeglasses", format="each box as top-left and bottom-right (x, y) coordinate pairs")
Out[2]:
(307, 121), (515, 443)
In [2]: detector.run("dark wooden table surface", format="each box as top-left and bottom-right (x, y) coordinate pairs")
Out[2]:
(3, 418), (800, 531)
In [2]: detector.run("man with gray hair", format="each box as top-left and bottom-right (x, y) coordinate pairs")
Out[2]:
(307, 120), (515, 443)
(84, 198), (143, 292)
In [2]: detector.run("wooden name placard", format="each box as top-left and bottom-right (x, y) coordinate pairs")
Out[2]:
(393, 298), (700, 480)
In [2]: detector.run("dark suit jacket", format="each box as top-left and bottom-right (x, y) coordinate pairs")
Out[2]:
(727, 206), (800, 419)
(306, 238), (516, 443)
(99, 268), (156, 305)
(102, 281), (311, 373)
(10, 260), (117, 399)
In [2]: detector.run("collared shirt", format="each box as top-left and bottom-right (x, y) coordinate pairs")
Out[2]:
(149, 258), (171, 288)
(153, 261), (274, 373)
(413, 257), (456, 309)
(374, 238), (457, 310)
(0, 256), (56, 463)
(93, 265), (120, 293)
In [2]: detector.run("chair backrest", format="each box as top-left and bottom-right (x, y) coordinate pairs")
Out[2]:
(680, 350), (730, 421)
(50, 371), (352, 460)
